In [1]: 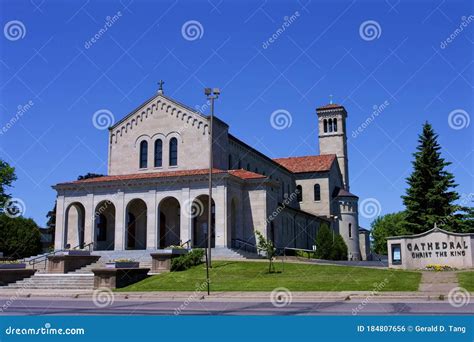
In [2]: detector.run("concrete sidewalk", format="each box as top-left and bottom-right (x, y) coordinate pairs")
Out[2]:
(0, 288), (472, 302)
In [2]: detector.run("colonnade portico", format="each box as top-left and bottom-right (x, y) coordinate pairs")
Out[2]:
(54, 185), (230, 252)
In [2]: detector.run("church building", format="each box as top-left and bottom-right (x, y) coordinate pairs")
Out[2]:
(53, 86), (364, 260)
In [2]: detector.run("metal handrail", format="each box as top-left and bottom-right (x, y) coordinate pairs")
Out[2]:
(231, 238), (258, 254)
(28, 242), (94, 270)
(180, 239), (191, 249)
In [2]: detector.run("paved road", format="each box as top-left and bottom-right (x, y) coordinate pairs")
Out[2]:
(0, 298), (472, 315)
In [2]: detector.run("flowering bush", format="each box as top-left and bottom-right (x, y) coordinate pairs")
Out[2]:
(424, 264), (455, 271)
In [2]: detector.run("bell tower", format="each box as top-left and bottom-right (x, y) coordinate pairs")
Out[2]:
(316, 103), (349, 190)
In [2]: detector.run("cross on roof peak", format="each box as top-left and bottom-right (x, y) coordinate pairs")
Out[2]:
(158, 80), (165, 94)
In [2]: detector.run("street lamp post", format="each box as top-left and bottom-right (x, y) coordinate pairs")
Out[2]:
(204, 87), (220, 295)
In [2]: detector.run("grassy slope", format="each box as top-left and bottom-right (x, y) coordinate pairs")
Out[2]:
(458, 271), (474, 291)
(119, 261), (421, 292)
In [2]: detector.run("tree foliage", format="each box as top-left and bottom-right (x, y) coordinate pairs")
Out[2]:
(0, 159), (17, 206)
(371, 211), (409, 255)
(330, 234), (348, 260)
(0, 214), (42, 258)
(315, 223), (333, 259)
(402, 122), (462, 234)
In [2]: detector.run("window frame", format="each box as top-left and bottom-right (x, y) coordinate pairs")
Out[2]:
(139, 140), (148, 169)
(169, 137), (178, 167)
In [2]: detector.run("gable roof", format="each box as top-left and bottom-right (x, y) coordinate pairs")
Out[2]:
(272, 154), (336, 173)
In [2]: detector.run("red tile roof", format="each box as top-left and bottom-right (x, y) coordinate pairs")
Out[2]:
(316, 103), (345, 110)
(57, 168), (266, 186)
(228, 169), (266, 179)
(272, 154), (336, 173)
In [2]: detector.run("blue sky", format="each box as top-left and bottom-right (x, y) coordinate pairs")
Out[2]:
(0, 0), (472, 228)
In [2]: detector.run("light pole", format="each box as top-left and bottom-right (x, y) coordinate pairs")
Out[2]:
(204, 87), (220, 295)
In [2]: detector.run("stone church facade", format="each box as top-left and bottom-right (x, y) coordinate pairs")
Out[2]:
(53, 88), (365, 260)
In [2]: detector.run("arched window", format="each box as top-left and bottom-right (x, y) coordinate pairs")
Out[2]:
(323, 119), (328, 133)
(139, 141), (148, 168)
(314, 184), (321, 201)
(296, 185), (302, 202)
(154, 139), (163, 167)
(97, 214), (107, 241)
(328, 118), (333, 132)
(169, 137), (178, 166)
(333, 118), (338, 132)
(349, 223), (352, 238)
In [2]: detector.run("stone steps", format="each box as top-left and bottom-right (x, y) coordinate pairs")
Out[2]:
(6, 274), (94, 290)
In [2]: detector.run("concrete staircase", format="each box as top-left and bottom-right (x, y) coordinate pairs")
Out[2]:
(212, 247), (259, 260)
(6, 274), (94, 289)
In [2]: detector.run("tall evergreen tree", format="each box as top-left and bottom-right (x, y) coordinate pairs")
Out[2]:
(402, 122), (460, 233)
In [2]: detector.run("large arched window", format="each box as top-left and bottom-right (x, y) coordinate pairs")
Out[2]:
(296, 185), (303, 202)
(154, 139), (163, 167)
(139, 141), (148, 168)
(169, 138), (178, 166)
(323, 119), (328, 133)
(314, 184), (321, 201)
(328, 118), (333, 132)
(333, 118), (338, 132)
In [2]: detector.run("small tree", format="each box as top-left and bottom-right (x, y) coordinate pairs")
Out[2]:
(0, 159), (17, 207)
(255, 230), (276, 273)
(330, 234), (348, 260)
(371, 211), (409, 254)
(315, 223), (332, 259)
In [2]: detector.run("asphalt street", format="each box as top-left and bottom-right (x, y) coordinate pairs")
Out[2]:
(0, 298), (472, 316)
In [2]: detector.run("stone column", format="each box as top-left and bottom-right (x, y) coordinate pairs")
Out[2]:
(114, 191), (125, 251)
(83, 194), (95, 246)
(54, 196), (65, 250)
(214, 185), (227, 247)
(146, 190), (157, 250)
(180, 187), (191, 245)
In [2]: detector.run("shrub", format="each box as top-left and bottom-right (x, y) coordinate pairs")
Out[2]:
(330, 234), (348, 260)
(315, 223), (333, 259)
(171, 249), (205, 272)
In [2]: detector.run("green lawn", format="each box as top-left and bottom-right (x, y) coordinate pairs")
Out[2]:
(118, 261), (421, 292)
(458, 271), (474, 291)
